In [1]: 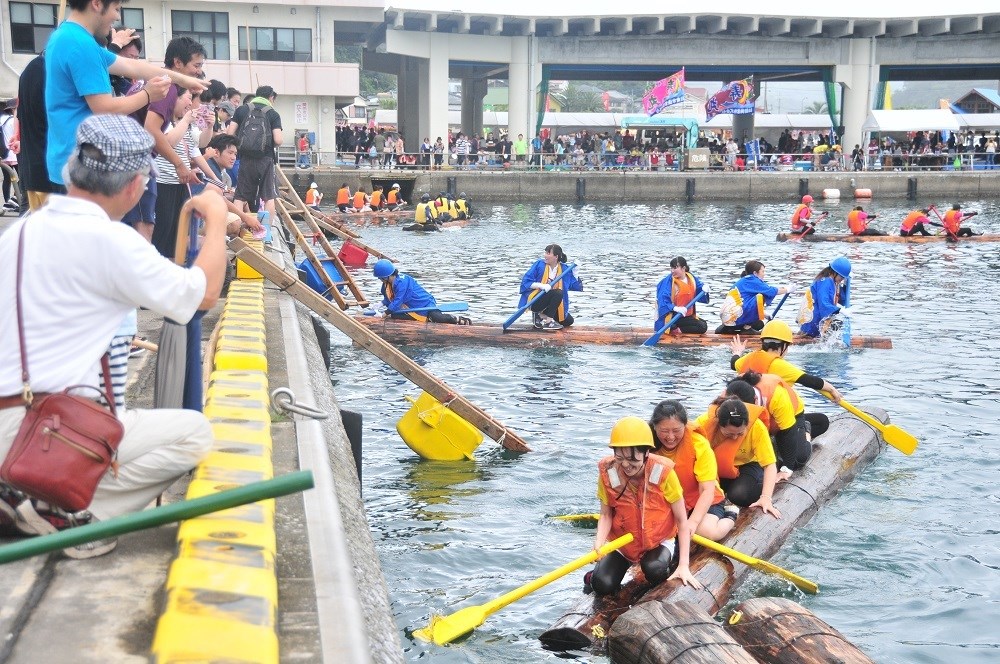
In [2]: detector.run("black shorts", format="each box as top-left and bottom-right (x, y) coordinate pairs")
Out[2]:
(234, 156), (276, 205)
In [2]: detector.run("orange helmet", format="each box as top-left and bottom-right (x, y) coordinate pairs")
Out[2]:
(802, 195), (814, 204)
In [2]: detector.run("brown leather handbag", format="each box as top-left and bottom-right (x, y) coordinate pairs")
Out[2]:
(0, 223), (124, 512)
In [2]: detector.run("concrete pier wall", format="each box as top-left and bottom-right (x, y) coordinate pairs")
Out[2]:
(286, 169), (1000, 203)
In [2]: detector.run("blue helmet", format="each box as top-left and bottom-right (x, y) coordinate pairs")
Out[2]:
(373, 259), (395, 279)
(830, 256), (851, 278)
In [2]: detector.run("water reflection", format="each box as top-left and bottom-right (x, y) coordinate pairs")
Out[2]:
(402, 458), (485, 521)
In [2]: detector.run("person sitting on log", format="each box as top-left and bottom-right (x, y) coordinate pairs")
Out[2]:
(940, 203), (980, 239)
(797, 257), (851, 339)
(655, 256), (710, 336)
(726, 375), (810, 481)
(455, 192), (472, 220)
(899, 208), (933, 236)
(695, 398), (780, 517)
(410, 193), (440, 231)
(730, 320), (844, 441)
(518, 243), (583, 331)
(370, 259), (469, 324)
(716, 260), (790, 335)
(649, 400), (737, 542)
(335, 183), (351, 212)
(587, 416), (700, 595)
(847, 205), (885, 236)
(385, 183), (406, 210)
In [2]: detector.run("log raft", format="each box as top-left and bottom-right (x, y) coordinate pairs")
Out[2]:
(355, 318), (893, 349)
(540, 410), (888, 654)
(725, 597), (876, 664)
(777, 232), (1000, 243)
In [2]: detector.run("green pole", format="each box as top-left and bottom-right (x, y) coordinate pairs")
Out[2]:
(0, 471), (314, 564)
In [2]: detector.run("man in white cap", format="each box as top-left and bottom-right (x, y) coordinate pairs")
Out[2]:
(0, 114), (227, 558)
(385, 182), (406, 210)
(305, 181), (323, 210)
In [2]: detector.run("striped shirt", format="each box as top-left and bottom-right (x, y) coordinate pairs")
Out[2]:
(154, 125), (198, 185)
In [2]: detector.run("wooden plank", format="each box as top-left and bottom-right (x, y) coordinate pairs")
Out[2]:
(777, 233), (1000, 243)
(272, 198), (351, 310)
(313, 216), (397, 262)
(609, 601), (758, 664)
(355, 317), (894, 350)
(541, 411), (887, 653)
(230, 239), (531, 453)
(726, 597), (875, 663)
(280, 195), (362, 239)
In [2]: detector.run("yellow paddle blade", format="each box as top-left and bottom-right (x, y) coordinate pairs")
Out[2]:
(414, 533), (633, 645)
(551, 513), (600, 522)
(692, 534), (818, 594)
(833, 397), (918, 455)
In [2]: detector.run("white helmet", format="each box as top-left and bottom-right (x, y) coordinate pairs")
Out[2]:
(392, 183), (400, 189)
(310, 182), (318, 189)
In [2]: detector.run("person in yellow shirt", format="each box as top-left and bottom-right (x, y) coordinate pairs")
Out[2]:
(649, 400), (737, 542)
(587, 417), (699, 595)
(695, 398), (780, 518)
(726, 372), (811, 479)
(730, 320), (843, 441)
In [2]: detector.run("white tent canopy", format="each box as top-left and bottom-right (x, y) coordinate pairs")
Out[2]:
(957, 113), (1000, 131)
(861, 109), (960, 132)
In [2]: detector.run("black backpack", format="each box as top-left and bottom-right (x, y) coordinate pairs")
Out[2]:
(238, 103), (272, 157)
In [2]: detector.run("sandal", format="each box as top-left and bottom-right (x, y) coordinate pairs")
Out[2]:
(457, 316), (472, 326)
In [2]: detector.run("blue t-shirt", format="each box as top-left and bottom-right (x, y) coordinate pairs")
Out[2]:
(45, 21), (117, 184)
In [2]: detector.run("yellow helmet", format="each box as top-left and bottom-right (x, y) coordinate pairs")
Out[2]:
(761, 320), (794, 343)
(609, 416), (655, 448)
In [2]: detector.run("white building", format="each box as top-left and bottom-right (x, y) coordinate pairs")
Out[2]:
(0, 0), (384, 152)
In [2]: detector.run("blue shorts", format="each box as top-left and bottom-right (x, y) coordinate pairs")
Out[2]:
(706, 501), (728, 520)
(122, 176), (157, 226)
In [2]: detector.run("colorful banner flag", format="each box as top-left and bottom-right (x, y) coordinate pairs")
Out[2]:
(705, 77), (757, 121)
(642, 68), (686, 117)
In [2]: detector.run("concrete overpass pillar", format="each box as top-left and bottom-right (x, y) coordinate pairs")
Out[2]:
(508, 57), (529, 142)
(397, 55), (427, 153)
(836, 39), (878, 153)
(733, 114), (756, 148)
(428, 41), (451, 150)
(461, 77), (487, 137)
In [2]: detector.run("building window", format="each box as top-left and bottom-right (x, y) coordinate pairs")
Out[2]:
(238, 27), (311, 62)
(9, 2), (57, 54)
(116, 7), (145, 54)
(171, 10), (229, 60)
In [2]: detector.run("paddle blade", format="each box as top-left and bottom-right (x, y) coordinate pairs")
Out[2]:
(754, 560), (820, 594)
(882, 424), (918, 455)
(551, 513), (600, 522)
(414, 605), (488, 645)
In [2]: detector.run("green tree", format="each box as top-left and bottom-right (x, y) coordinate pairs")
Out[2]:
(562, 83), (603, 112)
(335, 45), (397, 97)
(803, 101), (828, 114)
(379, 97), (397, 110)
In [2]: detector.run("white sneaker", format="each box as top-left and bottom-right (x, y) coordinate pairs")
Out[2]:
(64, 536), (118, 559)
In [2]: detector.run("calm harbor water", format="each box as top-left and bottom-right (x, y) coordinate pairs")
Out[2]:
(321, 199), (1000, 663)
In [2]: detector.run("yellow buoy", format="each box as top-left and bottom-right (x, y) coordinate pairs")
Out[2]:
(396, 392), (484, 461)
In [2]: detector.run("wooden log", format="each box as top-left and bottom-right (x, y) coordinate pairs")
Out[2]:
(541, 411), (887, 652)
(776, 232), (1000, 243)
(726, 597), (875, 663)
(539, 572), (652, 653)
(608, 600), (758, 664)
(355, 318), (893, 350)
(231, 239), (531, 453)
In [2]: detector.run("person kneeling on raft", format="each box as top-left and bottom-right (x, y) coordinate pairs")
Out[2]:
(371, 259), (470, 324)
(730, 320), (844, 440)
(588, 417), (700, 596)
(726, 374), (810, 479)
(695, 398), (781, 518)
(655, 256), (710, 335)
(650, 400), (737, 542)
(798, 256), (851, 338)
(518, 243), (583, 331)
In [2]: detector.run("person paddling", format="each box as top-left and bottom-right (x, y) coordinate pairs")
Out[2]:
(789, 195), (826, 236)
(655, 256), (710, 336)
(695, 398), (781, 518)
(847, 206), (885, 236)
(938, 203), (980, 239)
(335, 183), (351, 212)
(899, 208), (933, 236)
(649, 401), (737, 542)
(716, 260), (790, 335)
(587, 416), (700, 595)
(371, 259), (470, 324)
(730, 320), (844, 440)
(518, 243), (583, 331)
(798, 257), (851, 338)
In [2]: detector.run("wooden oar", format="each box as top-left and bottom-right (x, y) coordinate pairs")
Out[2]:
(788, 211), (828, 242)
(413, 533), (633, 645)
(502, 263), (577, 331)
(642, 290), (708, 346)
(691, 534), (818, 594)
(362, 302), (469, 316)
(826, 396), (917, 455)
(549, 514), (817, 593)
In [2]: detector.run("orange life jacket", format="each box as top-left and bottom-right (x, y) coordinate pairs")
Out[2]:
(942, 210), (961, 235)
(336, 187), (350, 205)
(387, 190), (398, 205)
(672, 272), (698, 314)
(738, 349), (776, 375)
(353, 191), (367, 209)
(598, 454), (678, 562)
(755, 373), (803, 430)
(305, 189), (319, 206)
(900, 210), (926, 232)
(654, 426), (723, 511)
(847, 210), (867, 235)
(791, 204), (810, 230)
(370, 190), (383, 208)
(699, 403), (767, 479)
